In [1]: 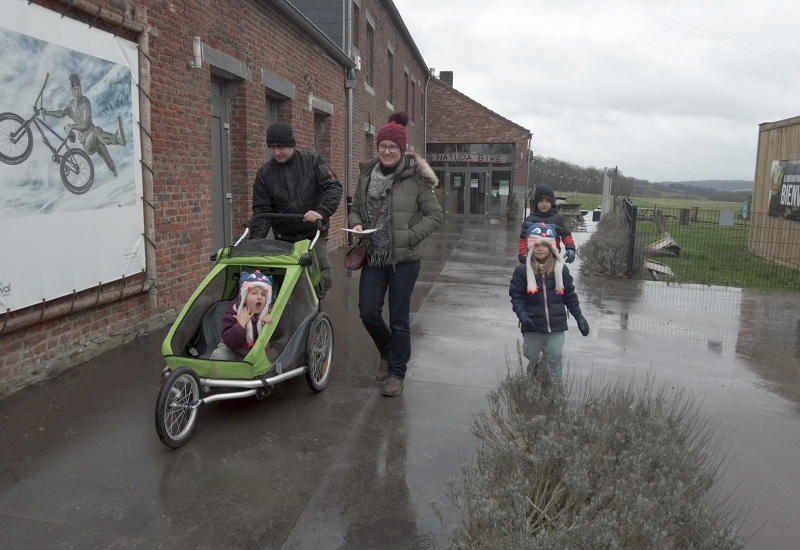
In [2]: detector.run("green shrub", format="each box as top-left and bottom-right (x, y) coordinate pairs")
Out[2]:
(438, 365), (744, 549)
(578, 213), (639, 278)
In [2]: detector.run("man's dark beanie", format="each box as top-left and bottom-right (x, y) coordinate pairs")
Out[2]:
(266, 122), (296, 148)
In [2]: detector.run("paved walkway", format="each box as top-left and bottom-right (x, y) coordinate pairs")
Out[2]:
(1, 217), (799, 549)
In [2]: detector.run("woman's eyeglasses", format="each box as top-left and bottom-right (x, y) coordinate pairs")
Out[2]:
(378, 144), (399, 152)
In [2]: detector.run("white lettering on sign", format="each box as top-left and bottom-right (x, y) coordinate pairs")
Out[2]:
(781, 184), (800, 207)
(428, 153), (509, 163)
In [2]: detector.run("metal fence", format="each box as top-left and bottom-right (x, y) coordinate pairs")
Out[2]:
(621, 199), (800, 290)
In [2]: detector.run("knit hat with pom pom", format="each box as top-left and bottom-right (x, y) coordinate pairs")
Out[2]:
(376, 112), (409, 152)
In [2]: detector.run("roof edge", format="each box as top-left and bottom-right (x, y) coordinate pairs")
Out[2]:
(759, 115), (800, 132)
(271, 0), (355, 69)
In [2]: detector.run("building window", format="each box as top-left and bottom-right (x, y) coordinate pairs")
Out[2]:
(365, 132), (373, 161)
(387, 50), (394, 105)
(352, 3), (360, 50)
(365, 23), (374, 87)
(265, 95), (285, 159)
(314, 113), (331, 160)
(404, 71), (409, 113)
(411, 80), (416, 121)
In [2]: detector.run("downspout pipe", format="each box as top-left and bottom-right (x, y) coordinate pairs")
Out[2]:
(525, 134), (532, 218)
(424, 70), (431, 157)
(136, 5), (157, 308)
(344, 0), (355, 245)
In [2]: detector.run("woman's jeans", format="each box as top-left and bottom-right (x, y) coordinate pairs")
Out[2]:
(358, 260), (421, 380)
(522, 331), (565, 382)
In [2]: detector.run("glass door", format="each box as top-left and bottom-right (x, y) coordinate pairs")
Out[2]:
(468, 171), (487, 215)
(447, 171), (466, 215)
(490, 170), (512, 218)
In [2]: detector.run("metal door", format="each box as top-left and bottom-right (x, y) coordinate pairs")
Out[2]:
(211, 79), (232, 250)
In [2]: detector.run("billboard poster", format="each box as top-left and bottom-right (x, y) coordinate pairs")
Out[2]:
(0, 0), (143, 313)
(768, 160), (800, 223)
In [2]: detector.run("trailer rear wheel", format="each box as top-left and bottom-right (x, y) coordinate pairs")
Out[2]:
(305, 312), (333, 392)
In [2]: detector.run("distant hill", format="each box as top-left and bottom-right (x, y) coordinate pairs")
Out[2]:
(657, 180), (753, 192)
(529, 156), (753, 201)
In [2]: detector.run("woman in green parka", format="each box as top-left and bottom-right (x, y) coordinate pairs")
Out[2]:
(349, 112), (443, 397)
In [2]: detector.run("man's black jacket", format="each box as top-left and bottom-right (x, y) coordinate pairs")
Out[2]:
(248, 150), (343, 241)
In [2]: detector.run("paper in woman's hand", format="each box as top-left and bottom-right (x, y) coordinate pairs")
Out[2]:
(341, 228), (378, 235)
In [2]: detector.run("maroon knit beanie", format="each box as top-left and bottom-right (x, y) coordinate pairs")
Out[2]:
(376, 112), (409, 152)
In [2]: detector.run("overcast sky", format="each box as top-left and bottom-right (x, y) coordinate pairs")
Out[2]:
(392, 0), (800, 182)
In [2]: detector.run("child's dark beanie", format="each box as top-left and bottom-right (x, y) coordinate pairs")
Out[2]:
(533, 185), (556, 206)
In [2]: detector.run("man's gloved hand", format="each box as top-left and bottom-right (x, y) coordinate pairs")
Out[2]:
(518, 253), (527, 264)
(564, 249), (576, 263)
(576, 315), (590, 336)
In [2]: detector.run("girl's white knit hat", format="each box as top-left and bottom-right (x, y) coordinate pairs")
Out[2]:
(237, 270), (273, 346)
(526, 223), (565, 294)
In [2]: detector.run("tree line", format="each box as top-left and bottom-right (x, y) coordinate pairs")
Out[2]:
(528, 155), (751, 203)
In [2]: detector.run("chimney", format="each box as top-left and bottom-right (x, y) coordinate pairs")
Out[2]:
(439, 71), (453, 87)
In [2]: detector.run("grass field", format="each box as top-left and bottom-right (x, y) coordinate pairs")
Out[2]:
(562, 192), (799, 290)
(636, 220), (799, 290)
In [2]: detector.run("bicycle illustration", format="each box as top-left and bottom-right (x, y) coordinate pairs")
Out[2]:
(0, 73), (94, 195)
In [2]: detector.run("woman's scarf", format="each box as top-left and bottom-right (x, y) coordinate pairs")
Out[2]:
(366, 163), (395, 267)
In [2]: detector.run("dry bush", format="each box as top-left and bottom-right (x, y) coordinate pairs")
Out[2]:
(579, 213), (641, 278)
(436, 364), (744, 550)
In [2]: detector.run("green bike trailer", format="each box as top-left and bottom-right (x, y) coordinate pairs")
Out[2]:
(155, 226), (333, 448)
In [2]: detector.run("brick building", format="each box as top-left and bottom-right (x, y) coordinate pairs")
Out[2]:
(0, 0), (531, 396)
(0, 0), (354, 396)
(427, 72), (532, 219)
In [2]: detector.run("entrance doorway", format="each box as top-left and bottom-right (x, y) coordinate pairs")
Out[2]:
(489, 170), (513, 218)
(445, 169), (488, 217)
(210, 79), (232, 250)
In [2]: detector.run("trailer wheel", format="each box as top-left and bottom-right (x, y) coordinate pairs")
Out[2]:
(305, 312), (333, 392)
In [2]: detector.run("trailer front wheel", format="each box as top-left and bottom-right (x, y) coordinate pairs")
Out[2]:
(155, 367), (202, 448)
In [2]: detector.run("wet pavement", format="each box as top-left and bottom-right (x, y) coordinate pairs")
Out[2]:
(1, 217), (800, 549)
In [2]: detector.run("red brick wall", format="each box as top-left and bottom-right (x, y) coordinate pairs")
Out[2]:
(427, 77), (531, 196)
(0, 0), (348, 396)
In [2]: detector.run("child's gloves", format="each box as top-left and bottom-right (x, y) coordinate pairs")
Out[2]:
(518, 313), (535, 327)
(564, 249), (576, 263)
(576, 315), (590, 336)
(518, 253), (526, 263)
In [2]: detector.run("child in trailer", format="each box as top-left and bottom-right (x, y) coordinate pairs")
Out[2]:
(509, 223), (590, 385)
(210, 270), (275, 361)
(518, 185), (577, 264)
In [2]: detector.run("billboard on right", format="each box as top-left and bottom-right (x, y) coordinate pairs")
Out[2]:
(769, 160), (800, 222)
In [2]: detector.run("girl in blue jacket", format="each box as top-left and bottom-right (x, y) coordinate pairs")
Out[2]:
(509, 223), (590, 384)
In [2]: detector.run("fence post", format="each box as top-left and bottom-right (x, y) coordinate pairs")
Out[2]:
(626, 200), (638, 278)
